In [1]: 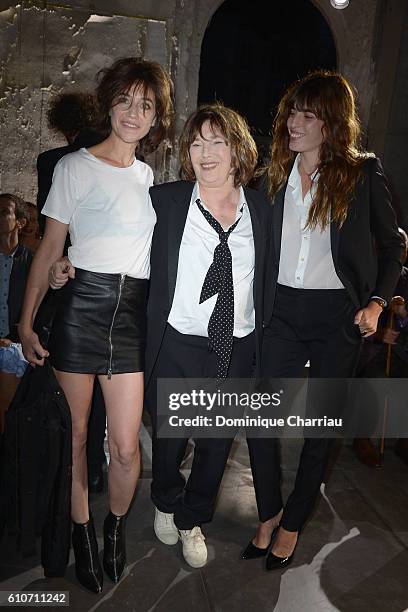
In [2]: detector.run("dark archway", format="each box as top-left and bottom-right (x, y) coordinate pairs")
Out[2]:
(198, 0), (337, 151)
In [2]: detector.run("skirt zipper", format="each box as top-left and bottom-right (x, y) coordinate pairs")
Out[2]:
(107, 274), (125, 379)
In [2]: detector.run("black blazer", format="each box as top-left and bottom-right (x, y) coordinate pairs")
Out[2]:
(145, 180), (271, 387)
(263, 157), (404, 325)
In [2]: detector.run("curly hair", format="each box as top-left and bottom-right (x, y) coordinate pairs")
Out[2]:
(47, 92), (98, 142)
(267, 70), (373, 229)
(179, 103), (258, 187)
(96, 57), (174, 154)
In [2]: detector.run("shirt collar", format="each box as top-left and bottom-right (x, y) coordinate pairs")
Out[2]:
(192, 182), (247, 220)
(288, 154), (301, 189)
(288, 154), (319, 187)
(287, 155), (319, 208)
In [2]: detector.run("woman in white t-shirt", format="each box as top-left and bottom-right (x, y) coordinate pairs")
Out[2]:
(19, 57), (173, 593)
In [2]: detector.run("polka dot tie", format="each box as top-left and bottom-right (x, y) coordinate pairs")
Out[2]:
(196, 198), (241, 380)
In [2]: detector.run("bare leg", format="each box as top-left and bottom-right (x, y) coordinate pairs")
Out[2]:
(53, 370), (95, 523)
(253, 509), (283, 548)
(271, 527), (298, 557)
(98, 372), (144, 516)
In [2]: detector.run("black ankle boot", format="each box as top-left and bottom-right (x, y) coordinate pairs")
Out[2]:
(103, 511), (127, 583)
(72, 516), (103, 593)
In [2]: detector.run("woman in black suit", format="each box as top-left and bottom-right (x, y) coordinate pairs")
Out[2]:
(242, 71), (404, 569)
(145, 103), (270, 569)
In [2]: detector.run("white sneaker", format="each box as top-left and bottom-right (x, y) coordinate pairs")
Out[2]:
(154, 508), (179, 545)
(179, 526), (207, 568)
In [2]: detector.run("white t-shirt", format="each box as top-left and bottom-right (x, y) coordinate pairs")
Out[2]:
(42, 147), (156, 278)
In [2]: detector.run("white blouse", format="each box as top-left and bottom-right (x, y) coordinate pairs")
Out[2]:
(278, 155), (344, 289)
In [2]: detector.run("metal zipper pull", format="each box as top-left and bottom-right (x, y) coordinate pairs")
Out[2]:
(107, 274), (126, 379)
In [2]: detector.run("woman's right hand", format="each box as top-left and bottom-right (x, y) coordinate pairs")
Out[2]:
(19, 326), (49, 366)
(49, 256), (75, 290)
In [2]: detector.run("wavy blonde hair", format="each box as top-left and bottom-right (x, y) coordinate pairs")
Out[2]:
(267, 70), (373, 229)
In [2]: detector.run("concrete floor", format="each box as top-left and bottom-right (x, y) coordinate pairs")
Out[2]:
(1, 429), (408, 612)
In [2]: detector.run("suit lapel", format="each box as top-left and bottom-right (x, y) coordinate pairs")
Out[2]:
(167, 182), (194, 307)
(244, 188), (262, 308)
(330, 221), (340, 266)
(272, 183), (286, 263)
(244, 187), (262, 262)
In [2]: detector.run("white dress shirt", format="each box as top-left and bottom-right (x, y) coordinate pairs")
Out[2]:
(278, 155), (344, 289)
(168, 183), (255, 337)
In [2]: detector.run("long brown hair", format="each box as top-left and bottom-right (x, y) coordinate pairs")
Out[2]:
(267, 70), (372, 229)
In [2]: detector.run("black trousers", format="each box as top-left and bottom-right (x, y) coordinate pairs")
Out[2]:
(250, 284), (362, 531)
(146, 325), (255, 530)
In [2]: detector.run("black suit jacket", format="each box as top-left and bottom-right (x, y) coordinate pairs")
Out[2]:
(145, 180), (271, 387)
(263, 157), (404, 324)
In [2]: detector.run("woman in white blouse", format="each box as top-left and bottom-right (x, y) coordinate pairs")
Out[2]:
(19, 57), (173, 593)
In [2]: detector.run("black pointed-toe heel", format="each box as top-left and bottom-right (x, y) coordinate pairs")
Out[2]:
(103, 511), (127, 583)
(241, 528), (278, 560)
(265, 533), (298, 571)
(72, 516), (103, 593)
(265, 550), (294, 570)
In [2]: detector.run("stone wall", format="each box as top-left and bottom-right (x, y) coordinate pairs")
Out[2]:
(0, 1), (172, 199)
(0, 0), (406, 223)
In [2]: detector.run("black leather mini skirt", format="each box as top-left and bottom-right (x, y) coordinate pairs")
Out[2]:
(48, 268), (149, 375)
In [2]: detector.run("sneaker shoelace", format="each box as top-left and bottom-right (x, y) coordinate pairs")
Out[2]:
(183, 526), (205, 543)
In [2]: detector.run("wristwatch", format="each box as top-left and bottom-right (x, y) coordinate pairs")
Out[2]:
(370, 296), (387, 310)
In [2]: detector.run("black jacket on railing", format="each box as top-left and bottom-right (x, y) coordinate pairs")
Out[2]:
(0, 360), (72, 577)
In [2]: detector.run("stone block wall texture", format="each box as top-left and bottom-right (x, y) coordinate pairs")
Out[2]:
(0, 3), (169, 200)
(0, 0), (406, 223)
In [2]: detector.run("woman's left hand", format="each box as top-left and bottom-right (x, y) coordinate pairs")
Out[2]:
(354, 301), (383, 337)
